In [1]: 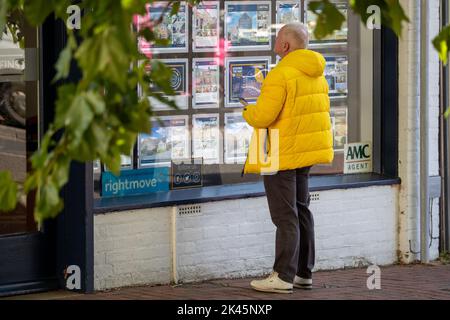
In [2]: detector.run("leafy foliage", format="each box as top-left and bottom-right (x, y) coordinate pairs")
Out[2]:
(307, 0), (346, 40)
(433, 25), (450, 66)
(0, 171), (18, 212)
(0, 0), (200, 225)
(308, 0), (409, 40)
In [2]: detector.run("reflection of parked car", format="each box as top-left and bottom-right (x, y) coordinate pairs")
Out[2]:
(0, 32), (26, 128)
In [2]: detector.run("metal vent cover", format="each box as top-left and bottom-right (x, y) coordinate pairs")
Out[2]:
(177, 204), (202, 216)
(310, 192), (320, 202)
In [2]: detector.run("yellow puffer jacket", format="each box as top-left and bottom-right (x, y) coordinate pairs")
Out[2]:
(242, 49), (334, 174)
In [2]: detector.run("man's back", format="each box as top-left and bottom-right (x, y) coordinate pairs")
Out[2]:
(243, 49), (334, 174)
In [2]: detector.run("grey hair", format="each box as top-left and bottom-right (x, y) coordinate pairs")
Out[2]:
(282, 22), (309, 49)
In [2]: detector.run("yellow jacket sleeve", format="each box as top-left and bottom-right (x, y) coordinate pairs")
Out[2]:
(242, 68), (287, 129)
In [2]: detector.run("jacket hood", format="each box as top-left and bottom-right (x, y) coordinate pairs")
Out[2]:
(277, 49), (326, 78)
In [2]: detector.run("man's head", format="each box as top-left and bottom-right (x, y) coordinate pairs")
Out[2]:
(274, 23), (309, 58)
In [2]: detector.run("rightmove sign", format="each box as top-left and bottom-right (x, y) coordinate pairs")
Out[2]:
(101, 167), (169, 197)
(344, 142), (372, 174)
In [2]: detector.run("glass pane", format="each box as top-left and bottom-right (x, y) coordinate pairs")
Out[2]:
(94, 0), (375, 199)
(0, 24), (39, 235)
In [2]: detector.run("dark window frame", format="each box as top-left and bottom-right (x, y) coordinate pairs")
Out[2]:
(41, 17), (94, 294)
(441, 0), (450, 253)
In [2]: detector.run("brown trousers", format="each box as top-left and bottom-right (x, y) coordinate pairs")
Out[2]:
(263, 166), (314, 283)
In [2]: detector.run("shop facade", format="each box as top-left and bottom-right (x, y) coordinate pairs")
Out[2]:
(0, 0), (448, 295)
(91, 0), (444, 290)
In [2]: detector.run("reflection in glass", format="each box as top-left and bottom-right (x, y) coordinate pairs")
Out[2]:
(306, 1), (348, 45)
(0, 24), (38, 235)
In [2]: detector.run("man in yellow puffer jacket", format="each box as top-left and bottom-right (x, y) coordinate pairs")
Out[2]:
(245, 23), (333, 294)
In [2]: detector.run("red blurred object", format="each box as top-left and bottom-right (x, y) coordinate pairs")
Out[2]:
(215, 38), (229, 67)
(134, 4), (154, 59)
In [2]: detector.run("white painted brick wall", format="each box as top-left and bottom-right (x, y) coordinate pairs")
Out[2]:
(94, 185), (398, 290)
(398, 0), (441, 263)
(94, 207), (172, 290)
(428, 0), (441, 260)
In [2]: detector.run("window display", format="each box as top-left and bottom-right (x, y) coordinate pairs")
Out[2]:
(147, 58), (189, 110)
(325, 56), (348, 98)
(193, 1), (220, 52)
(138, 1), (188, 54)
(306, 1), (348, 46)
(224, 113), (253, 164)
(225, 1), (272, 51)
(276, 1), (301, 34)
(225, 57), (270, 107)
(95, 0), (373, 198)
(138, 116), (189, 167)
(330, 107), (347, 151)
(192, 58), (220, 108)
(192, 114), (221, 164)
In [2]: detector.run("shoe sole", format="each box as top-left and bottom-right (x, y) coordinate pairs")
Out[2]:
(251, 285), (293, 294)
(293, 284), (312, 290)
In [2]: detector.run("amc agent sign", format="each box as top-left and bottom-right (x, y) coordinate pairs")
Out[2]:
(344, 142), (372, 174)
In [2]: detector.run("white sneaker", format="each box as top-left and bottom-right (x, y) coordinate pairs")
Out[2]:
(294, 275), (312, 290)
(250, 271), (293, 294)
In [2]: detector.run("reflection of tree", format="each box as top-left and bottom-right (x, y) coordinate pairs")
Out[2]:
(2, 8), (25, 48)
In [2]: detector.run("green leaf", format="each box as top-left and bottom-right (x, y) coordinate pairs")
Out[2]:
(30, 127), (55, 169)
(104, 150), (122, 175)
(153, 38), (170, 46)
(53, 0), (74, 20)
(72, 121), (111, 161)
(75, 29), (129, 90)
(89, 122), (111, 156)
(24, 172), (39, 194)
(127, 100), (152, 132)
(308, 0), (346, 40)
(444, 107), (450, 119)
(24, 0), (54, 25)
(0, 0), (8, 36)
(53, 42), (72, 82)
(138, 28), (154, 42)
(433, 25), (450, 65)
(54, 84), (76, 129)
(85, 91), (106, 115)
(0, 171), (18, 212)
(121, 0), (135, 10)
(65, 94), (95, 141)
(386, 0), (409, 37)
(52, 156), (70, 188)
(35, 181), (63, 223)
(171, 2), (181, 16)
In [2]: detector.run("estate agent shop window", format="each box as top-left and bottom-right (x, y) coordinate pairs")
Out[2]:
(93, 0), (376, 199)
